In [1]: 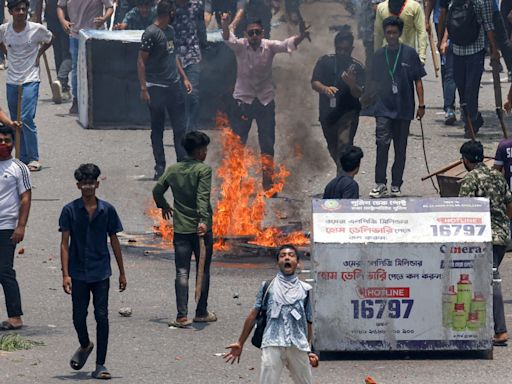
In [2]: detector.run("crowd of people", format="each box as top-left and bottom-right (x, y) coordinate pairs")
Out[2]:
(3, 0), (512, 383)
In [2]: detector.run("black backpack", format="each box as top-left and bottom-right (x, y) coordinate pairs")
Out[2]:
(446, 0), (481, 46)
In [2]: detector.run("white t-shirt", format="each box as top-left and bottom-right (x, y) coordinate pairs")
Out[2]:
(0, 158), (31, 230)
(0, 22), (53, 85)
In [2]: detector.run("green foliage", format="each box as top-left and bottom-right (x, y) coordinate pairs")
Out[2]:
(0, 334), (44, 352)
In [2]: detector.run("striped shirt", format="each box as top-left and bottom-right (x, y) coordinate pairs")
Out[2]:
(0, 158), (31, 230)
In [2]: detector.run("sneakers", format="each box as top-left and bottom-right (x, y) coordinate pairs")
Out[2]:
(390, 186), (401, 197)
(51, 80), (62, 104)
(444, 109), (456, 126)
(369, 184), (388, 198)
(69, 98), (78, 115)
(62, 89), (72, 102)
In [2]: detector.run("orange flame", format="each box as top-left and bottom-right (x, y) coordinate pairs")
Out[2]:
(147, 112), (310, 251)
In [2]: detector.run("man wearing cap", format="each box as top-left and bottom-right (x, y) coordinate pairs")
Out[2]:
(459, 140), (512, 346)
(0, 0), (53, 172)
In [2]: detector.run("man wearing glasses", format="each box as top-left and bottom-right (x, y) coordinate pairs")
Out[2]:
(221, 14), (307, 195)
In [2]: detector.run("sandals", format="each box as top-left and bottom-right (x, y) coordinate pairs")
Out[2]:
(27, 161), (42, 172)
(193, 311), (217, 323)
(0, 320), (22, 331)
(169, 318), (193, 328)
(70, 342), (94, 371)
(92, 365), (112, 380)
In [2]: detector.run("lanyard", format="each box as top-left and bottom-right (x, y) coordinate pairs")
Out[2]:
(384, 44), (401, 82)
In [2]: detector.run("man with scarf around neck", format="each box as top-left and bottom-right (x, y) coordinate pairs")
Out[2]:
(311, 25), (365, 177)
(369, 16), (426, 198)
(374, 0), (428, 64)
(458, 140), (512, 346)
(0, 124), (32, 331)
(224, 244), (319, 383)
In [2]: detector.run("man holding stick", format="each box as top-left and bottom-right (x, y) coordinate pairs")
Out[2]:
(153, 131), (215, 328)
(0, 0), (52, 172)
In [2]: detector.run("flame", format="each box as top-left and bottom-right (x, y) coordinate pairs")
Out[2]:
(147, 112), (310, 251)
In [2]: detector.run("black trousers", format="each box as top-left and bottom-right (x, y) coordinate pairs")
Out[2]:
(173, 231), (213, 319)
(493, 245), (507, 334)
(72, 278), (109, 366)
(148, 84), (187, 171)
(47, 18), (71, 89)
(374, 117), (411, 187)
(493, 10), (512, 72)
(0, 230), (22, 317)
(232, 99), (276, 190)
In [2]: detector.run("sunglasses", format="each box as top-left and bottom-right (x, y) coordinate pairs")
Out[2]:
(247, 29), (262, 37)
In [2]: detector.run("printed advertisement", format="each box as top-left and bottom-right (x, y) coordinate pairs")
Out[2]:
(312, 198), (493, 352)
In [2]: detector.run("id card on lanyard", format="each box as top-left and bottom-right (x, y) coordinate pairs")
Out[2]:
(385, 44), (402, 94)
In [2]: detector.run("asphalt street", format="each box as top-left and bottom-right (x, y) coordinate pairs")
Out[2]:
(2, 2), (512, 383)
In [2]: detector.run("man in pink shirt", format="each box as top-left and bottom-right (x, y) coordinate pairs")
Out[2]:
(222, 14), (307, 194)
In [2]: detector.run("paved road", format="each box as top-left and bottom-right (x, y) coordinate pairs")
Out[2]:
(2, 2), (512, 383)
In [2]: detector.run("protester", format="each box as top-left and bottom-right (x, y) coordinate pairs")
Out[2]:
(222, 14), (308, 194)
(114, 0), (156, 30)
(374, 0), (428, 64)
(439, 0), (498, 138)
(172, 0), (206, 132)
(311, 25), (365, 176)
(358, 0), (383, 71)
(0, 0), (53, 172)
(35, 0), (72, 104)
(224, 244), (318, 384)
(503, 0), (512, 39)
(239, 0), (278, 39)
(368, 16), (425, 198)
(59, 163), (127, 380)
(204, 0), (245, 35)
(0, 125), (31, 331)
(426, 0), (458, 125)
(323, 145), (363, 199)
(137, 0), (192, 180)
(57, 0), (114, 115)
(491, 0), (512, 81)
(0, 0), (6, 69)
(152, 131), (216, 328)
(458, 141), (512, 346)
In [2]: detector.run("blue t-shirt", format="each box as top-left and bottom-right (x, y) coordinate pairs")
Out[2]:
(59, 198), (123, 283)
(371, 44), (426, 121)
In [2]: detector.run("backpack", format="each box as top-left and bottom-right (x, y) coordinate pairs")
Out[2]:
(446, 0), (481, 46)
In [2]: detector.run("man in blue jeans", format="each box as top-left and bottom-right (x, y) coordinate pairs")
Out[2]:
(57, 0), (114, 115)
(59, 163), (127, 379)
(173, 0), (206, 131)
(153, 131), (216, 328)
(0, 0), (52, 172)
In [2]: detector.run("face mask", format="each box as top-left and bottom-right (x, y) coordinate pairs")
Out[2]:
(0, 143), (12, 158)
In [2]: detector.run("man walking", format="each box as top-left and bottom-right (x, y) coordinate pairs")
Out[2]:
(224, 244), (318, 384)
(153, 131), (215, 328)
(439, 0), (499, 137)
(57, 0), (114, 115)
(0, 0), (53, 172)
(368, 16), (425, 198)
(0, 125), (31, 331)
(173, 0), (206, 131)
(458, 141), (512, 346)
(59, 163), (127, 379)
(113, 0), (156, 30)
(137, 0), (192, 180)
(374, 0), (428, 64)
(311, 25), (365, 176)
(222, 14), (307, 193)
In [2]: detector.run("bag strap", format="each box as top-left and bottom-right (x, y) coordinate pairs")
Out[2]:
(261, 278), (274, 311)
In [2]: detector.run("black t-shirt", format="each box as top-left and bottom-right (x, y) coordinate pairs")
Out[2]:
(371, 44), (426, 120)
(311, 54), (365, 123)
(440, 0), (451, 8)
(140, 24), (180, 86)
(323, 174), (359, 199)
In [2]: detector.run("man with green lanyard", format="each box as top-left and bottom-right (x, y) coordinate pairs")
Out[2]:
(368, 16), (426, 198)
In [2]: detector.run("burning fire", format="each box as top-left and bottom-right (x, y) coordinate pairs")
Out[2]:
(146, 112), (310, 250)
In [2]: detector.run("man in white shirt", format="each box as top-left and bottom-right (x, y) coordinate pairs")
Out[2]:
(0, 0), (52, 172)
(0, 125), (32, 330)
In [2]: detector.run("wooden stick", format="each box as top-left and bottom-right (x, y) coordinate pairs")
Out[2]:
(194, 236), (206, 303)
(491, 59), (509, 138)
(428, 23), (440, 78)
(421, 159), (462, 181)
(15, 85), (22, 159)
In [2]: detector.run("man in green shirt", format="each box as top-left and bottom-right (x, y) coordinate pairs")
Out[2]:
(152, 131), (216, 328)
(458, 140), (512, 346)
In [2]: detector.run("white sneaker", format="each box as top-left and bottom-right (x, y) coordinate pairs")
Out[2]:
(51, 80), (63, 104)
(369, 184), (388, 198)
